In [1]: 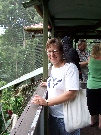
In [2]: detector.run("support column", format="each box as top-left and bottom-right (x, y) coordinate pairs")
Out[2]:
(51, 22), (54, 38)
(43, 0), (48, 80)
(43, 1), (49, 135)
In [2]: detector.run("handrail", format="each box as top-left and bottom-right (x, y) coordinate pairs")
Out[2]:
(0, 63), (51, 91)
(10, 85), (47, 135)
(0, 64), (51, 135)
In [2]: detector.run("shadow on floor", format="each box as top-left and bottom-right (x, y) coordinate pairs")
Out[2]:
(81, 122), (101, 135)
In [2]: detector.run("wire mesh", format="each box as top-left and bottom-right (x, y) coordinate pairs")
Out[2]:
(0, 1), (44, 134)
(0, 0), (43, 83)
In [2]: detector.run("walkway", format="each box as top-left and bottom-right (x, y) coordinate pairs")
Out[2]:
(81, 121), (101, 135)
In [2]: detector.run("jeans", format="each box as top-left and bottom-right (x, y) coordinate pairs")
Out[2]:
(48, 114), (80, 135)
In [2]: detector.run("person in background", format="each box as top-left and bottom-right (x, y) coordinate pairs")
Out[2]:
(87, 43), (101, 130)
(76, 39), (90, 83)
(31, 38), (80, 135)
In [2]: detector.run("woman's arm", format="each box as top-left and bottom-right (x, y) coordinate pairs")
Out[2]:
(31, 64), (78, 106)
(40, 82), (47, 87)
(31, 90), (77, 106)
(79, 61), (88, 67)
(46, 90), (77, 106)
(88, 56), (91, 63)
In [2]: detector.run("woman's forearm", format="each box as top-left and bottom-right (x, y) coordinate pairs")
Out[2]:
(47, 90), (77, 106)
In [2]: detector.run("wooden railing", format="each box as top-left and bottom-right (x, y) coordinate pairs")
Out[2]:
(0, 64), (51, 135)
(10, 85), (48, 135)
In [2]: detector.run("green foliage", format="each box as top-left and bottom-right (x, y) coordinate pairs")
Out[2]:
(1, 87), (24, 115)
(0, 0), (43, 28)
(0, 111), (5, 133)
(0, 80), (24, 134)
(0, 0), (43, 83)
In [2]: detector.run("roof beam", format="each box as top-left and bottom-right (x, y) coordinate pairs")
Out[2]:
(34, 5), (43, 18)
(94, 20), (101, 30)
(54, 18), (101, 21)
(74, 35), (101, 39)
(54, 25), (94, 31)
(22, 0), (41, 8)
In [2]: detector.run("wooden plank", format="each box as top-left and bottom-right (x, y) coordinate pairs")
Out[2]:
(10, 85), (47, 135)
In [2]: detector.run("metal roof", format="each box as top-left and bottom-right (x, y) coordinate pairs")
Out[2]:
(22, 0), (101, 39)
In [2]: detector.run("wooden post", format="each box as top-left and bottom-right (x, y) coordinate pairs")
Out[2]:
(43, 0), (48, 81)
(43, 1), (49, 135)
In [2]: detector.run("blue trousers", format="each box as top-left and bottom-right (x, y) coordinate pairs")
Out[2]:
(48, 114), (80, 135)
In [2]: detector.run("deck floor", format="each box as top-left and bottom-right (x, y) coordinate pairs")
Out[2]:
(81, 122), (101, 135)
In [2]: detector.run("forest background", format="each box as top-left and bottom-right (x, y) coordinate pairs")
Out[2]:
(0, 0), (43, 134)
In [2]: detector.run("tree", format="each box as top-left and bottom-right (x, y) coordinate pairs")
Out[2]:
(0, 0), (43, 82)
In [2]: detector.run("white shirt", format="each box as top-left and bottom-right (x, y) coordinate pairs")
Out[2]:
(47, 63), (79, 118)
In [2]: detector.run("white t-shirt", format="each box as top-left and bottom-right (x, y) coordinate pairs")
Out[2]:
(47, 63), (79, 118)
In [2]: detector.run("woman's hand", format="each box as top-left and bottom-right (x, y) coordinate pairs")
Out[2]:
(40, 82), (47, 87)
(31, 94), (47, 106)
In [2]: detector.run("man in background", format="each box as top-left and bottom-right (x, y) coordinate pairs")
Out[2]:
(77, 39), (90, 83)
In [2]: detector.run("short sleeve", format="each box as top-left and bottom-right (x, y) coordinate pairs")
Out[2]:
(65, 63), (79, 91)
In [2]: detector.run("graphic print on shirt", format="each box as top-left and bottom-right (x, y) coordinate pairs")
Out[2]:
(48, 74), (62, 88)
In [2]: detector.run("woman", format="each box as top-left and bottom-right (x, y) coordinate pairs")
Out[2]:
(31, 38), (80, 135)
(87, 43), (101, 129)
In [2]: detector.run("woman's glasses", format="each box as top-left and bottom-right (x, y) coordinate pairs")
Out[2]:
(47, 50), (59, 55)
